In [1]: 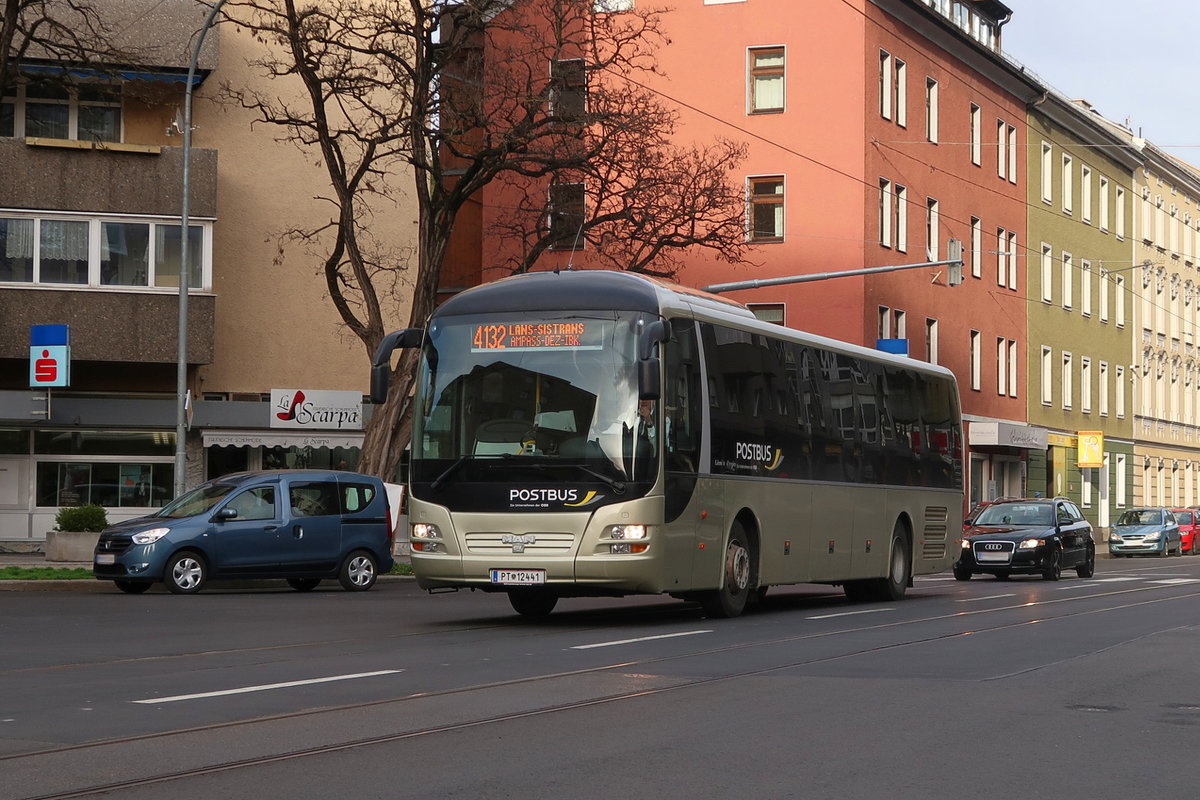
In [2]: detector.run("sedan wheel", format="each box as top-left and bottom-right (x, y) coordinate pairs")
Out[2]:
(1042, 549), (1062, 581)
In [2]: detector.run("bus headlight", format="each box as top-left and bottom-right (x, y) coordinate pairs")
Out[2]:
(608, 524), (648, 540)
(411, 523), (442, 540)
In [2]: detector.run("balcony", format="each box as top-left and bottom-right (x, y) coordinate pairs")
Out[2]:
(0, 138), (216, 218)
(0, 287), (213, 365)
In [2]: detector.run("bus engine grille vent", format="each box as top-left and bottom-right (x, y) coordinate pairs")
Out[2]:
(465, 531), (575, 554)
(924, 506), (949, 523)
(921, 521), (948, 560)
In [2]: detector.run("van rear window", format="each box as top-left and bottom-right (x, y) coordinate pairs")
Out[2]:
(341, 484), (376, 513)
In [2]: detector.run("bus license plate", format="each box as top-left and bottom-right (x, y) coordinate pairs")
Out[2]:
(490, 569), (545, 585)
(95, 553), (115, 565)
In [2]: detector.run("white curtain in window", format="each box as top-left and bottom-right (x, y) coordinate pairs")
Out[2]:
(40, 220), (89, 260)
(3, 218), (34, 258)
(755, 74), (784, 110)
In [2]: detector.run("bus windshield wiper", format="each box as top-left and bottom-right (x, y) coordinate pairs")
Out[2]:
(529, 462), (626, 494)
(431, 455), (472, 490)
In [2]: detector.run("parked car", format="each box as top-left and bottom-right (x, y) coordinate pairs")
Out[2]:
(1109, 508), (1182, 557)
(954, 497), (1095, 581)
(1172, 509), (1200, 554)
(93, 470), (398, 594)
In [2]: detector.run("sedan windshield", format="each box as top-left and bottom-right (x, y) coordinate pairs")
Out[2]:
(974, 503), (1052, 526)
(1117, 509), (1164, 526)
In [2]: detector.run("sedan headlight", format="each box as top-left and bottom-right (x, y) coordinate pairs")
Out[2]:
(1109, 533), (1123, 543)
(1018, 538), (1044, 550)
(961, 539), (972, 549)
(131, 527), (170, 545)
(1145, 531), (1161, 541)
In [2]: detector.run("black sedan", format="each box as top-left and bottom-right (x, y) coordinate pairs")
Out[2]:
(954, 497), (1096, 581)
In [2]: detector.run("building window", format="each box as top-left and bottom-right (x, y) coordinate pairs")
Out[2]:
(926, 197), (939, 260)
(1041, 346), (1053, 405)
(0, 213), (208, 289)
(1081, 166), (1093, 223)
(1041, 243), (1053, 303)
(748, 47), (785, 113)
(996, 337), (1007, 395)
(748, 176), (784, 242)
(2, 79), (122, 142)
(1062, 154), (1073, 214)
(1116, 187), (1126, 239)
(924, 77), (938, 142)
(925, 318), (938, 364)
(894, 59), (907, 127)
(550, 59), (587, 121)
(1006, 231), (1017, 289)
(996, 227), (1007, 287)
(1099, 267), (1110, 322)
(594, 0), (635, 12)
(1080, 260), (1092, 317)
(879, 50), (892, 120)
(1081, 357), (1092, 413)
(1062, 251), (1073, 309)
(1116, 274), (1126, 327)
(1007, 125), (1017, 185)
(548, 182), (586, 250)
(1099, 361), (1110, 416)
(748, 303), (785, 325)
(1099, 176), (1110, 232)
(1116, 452), (1127, 506)
(996, 119), (1006, 180)
(879, 179), (893, 247)
(878, 306), (891, 340)
(1062, 352), (1073, 410)
(1008, 339), (1018, 398)
(894, 184), (908, 252)
(970, 216), (982, 278)
(1038, 144), (1052, 205)
(969, 103), (981, 165)
(970, 330), (981, 391)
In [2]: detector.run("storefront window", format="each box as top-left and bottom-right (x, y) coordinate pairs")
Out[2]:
(0, 429), (30, 454)
(36, 461), (173, 507)
(35, 429), (175, 456)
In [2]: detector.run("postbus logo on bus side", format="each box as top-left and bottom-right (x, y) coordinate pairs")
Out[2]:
(735, 442), (784, 471)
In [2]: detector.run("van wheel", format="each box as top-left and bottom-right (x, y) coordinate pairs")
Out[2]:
(699, 520), (754, 618)
(508, 590), (558, 617)
(338, 550), (378, 591)
(287, 578), (321, 592)
(114, 580), (151, 594)
(165, 551), (207, 594)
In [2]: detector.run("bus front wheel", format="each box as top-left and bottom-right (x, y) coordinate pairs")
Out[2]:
(699, 521), (754, 619)
(508, 589), (558, 618)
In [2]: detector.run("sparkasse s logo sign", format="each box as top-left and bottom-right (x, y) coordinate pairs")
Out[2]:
(270, 389), (363, 430)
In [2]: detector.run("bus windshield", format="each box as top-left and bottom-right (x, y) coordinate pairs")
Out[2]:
(410, 310), (660, 507)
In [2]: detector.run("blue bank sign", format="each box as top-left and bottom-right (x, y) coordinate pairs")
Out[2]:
(29, 324), (70, 388)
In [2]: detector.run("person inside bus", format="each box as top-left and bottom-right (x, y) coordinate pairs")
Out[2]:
(636, 399), (671, 456)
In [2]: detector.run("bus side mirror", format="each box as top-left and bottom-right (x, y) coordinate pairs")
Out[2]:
(371, 328), (424, 404)
(637, 319), (672, 400)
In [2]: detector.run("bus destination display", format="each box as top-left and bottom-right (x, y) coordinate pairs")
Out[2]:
(471, 322), (603, 352)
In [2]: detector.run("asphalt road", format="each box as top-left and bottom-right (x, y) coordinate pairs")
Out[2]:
(3, 555), (1199, 800)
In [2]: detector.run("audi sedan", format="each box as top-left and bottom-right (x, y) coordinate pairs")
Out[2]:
(954, 498), (1095, 581)
(1108, 508), (1182, 557)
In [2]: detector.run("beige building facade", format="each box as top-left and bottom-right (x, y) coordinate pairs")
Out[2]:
(0, 0), (415, 543)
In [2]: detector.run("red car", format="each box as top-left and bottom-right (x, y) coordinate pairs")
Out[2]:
(1171, 509), (1200, 554)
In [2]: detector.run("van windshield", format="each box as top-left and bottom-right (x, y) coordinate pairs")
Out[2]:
(154, 483), (237, 519)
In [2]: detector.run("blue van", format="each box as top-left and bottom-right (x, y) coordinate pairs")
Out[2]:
(93, 470), (397, 594)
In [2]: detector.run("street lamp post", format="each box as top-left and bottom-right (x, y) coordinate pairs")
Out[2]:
(174, 0), (226, 498)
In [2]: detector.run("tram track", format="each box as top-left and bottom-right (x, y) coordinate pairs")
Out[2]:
(7, 578), (1200, 800)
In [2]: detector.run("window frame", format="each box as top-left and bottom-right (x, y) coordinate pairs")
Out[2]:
(748, 46), (785, 114)
(748, 175), (785, 243)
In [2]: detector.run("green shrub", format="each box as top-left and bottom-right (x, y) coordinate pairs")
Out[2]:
(54, 504), (109, 532)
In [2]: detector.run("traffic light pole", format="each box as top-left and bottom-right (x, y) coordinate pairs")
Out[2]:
(703, 238), (963, 294)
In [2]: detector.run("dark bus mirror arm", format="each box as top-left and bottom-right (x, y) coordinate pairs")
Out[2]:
(370, 328), (424, 403)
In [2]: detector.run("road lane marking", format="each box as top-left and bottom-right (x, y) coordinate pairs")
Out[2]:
(571, 630), (712, 650)
(132, 670), (403, 704)
(806, 608), (895, 620)
(956, 593), (1016, 602)
(1149, 578), (1200, 585)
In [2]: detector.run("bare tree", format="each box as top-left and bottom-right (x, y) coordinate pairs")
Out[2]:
(221, 0), (751, 479)
(1, 0), (152, 93)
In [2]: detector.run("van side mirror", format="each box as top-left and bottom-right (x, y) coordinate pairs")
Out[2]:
(215, 508), (238, 521)
(371, 328), (424, 403)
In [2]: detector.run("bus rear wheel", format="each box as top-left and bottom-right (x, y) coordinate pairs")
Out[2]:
(846, 524), (910, 602)
(508, 589), (558, 618)
(699, 521), (754, 619)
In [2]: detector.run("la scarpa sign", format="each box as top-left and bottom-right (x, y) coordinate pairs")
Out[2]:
(270, 389), (363, 430)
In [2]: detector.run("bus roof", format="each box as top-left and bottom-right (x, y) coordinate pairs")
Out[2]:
(431, 269), (956, 383)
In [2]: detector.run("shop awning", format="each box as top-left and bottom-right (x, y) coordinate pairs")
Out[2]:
(202, 430), (364, 449)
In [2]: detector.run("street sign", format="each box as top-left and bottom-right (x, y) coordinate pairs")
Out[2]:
(29, 325), (70, 388)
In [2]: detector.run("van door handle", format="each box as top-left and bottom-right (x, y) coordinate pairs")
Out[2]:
(293, 525), (304, 539)
(264, 525), (278, 532)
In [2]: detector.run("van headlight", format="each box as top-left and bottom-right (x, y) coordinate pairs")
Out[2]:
(132, 528), (170, 545)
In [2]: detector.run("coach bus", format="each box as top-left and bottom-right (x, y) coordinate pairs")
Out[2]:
(372, 270), (963, 617)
